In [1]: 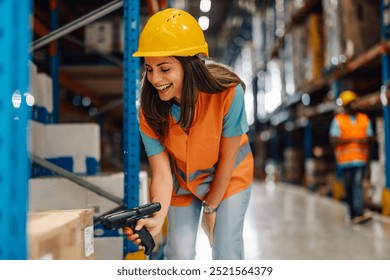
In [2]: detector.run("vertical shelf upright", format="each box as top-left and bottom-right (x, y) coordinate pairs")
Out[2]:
(331, 80), (343, 193)
(303, 121), (312, 160)
(381, 0), (390, 215)
(50, 0), (60, 123)
(123, 0), (141, 258)
(0, 0), (32, 259)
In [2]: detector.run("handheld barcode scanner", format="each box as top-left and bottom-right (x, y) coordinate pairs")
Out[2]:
(100, 202), (161, 255)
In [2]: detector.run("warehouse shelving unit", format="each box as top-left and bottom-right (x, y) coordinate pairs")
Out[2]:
(261, 0), (390, 212)
(2, 0), (389, 261)
(1, 0), (142, 259)
(122, 0), (141, 258)
(40, 0), (142, 258)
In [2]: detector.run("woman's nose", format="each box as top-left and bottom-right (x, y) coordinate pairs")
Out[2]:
(149, 72), (162, 84)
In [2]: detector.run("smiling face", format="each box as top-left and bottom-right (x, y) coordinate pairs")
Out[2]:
(144, 56), (184, 103)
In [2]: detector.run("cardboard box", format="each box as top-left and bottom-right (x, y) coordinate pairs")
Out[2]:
(28, 209), (95, 260)
(291, 23), (307, 88)
(322, 0), (380, 68)
(28, 120), (101, 175)
(85, 20), (114, 53)
(305, 14), (324, 81)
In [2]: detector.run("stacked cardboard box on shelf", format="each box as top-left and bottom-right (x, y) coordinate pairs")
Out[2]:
(28, 120), (101, 176)
(283, 33), (296, 95)
(29, 171), (150, 260)
(291, 23), (306, 89)
(28, 62), (101, 176)
(288, 0), (380, 90)
(290, 13), (325, 89)
(264, 5), (277, 58)
(84, 20), (114, 53)
(85, 16), (125, 53)
(285, 13), (324, 91)
(322, 0), (380, 69)
(28, 209), (95, 260)
(305, 13), (324, 82)
(29, 62), (53, 123)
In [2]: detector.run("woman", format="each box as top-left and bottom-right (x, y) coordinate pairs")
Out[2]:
(124, 8), (254, 260)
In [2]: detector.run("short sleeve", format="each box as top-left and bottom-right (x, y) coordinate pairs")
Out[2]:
(367, 120), (373, 137)
(140, 131), (164, 156)
(222, 84), (249, 137)
(139, 109), (164, 156)
(329, 118), (340, 137)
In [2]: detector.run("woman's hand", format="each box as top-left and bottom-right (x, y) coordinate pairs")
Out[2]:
(123, 215), (164, 251)
(201, 212), (217, 247)
(124, 150), (173, 252)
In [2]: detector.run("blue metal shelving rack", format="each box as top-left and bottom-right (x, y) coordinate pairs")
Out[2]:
(0, 0), (32, 259)
(122, 0), (141, 258)
(0, 0), (142, 259)
(34, 0), (142, 259)
(381, 0), (390, 215)
(50, 0), (60, 123)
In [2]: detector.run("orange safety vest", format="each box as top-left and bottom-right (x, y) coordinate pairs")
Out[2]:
(334, 112), (370, 164)
(140, 85), (254, 206)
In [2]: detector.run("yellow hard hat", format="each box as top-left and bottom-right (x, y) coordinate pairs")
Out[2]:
(132, 8), (208, 57)
(338, 90), (358, 106)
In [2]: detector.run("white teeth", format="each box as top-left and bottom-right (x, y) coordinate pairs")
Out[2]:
(155, 83), (171, 91)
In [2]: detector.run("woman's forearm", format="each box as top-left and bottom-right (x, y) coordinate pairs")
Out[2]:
(149, 178), (172, 221)
(148, 151), (173, 224)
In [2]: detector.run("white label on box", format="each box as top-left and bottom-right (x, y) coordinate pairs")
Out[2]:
(84, 225), (95, 257)
(39, 253), (53, 260)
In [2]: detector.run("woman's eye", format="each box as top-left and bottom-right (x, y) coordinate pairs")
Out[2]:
(146, 68), (153, 72)
(161, 68), (170, 72)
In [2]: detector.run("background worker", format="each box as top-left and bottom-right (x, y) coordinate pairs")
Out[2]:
(329, 90), (374, 224)
(124, 8), (254, 259)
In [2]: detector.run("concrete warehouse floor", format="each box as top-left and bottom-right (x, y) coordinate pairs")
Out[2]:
(195, 179), (390, 260)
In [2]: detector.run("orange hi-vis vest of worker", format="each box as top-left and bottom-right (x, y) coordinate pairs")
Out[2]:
(139, 85), (254, 207)
(334, 112), (370, 164)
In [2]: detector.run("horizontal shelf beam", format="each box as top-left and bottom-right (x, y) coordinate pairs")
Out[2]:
(30, 0), (123, 51)
(297, 40), (390, 95)
(30, 153), (123, 204)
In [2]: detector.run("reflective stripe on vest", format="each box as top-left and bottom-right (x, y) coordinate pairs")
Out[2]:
(172, 141), (252, 197)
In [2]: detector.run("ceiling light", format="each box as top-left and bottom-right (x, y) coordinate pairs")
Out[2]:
(198, 16), (209, 30)
(200, 0), (211, 12)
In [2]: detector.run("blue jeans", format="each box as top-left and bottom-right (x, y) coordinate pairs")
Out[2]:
(164, 186), (251, 260)
(340, 165), (366, 218)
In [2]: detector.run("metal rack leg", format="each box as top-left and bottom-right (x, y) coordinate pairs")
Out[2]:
(0, 0), (32, 260)
(123, 0), (141, 258)
(381, 0), (390, 214)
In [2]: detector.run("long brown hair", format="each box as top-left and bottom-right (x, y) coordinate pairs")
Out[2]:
(140, 56), (245, 143)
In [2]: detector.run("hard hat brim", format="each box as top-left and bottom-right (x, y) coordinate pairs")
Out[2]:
(132, 44), (209, 58)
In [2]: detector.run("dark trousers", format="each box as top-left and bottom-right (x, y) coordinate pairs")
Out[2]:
(340, 165), (366, 218)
